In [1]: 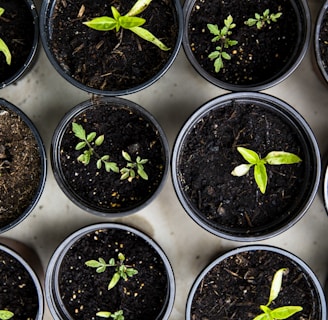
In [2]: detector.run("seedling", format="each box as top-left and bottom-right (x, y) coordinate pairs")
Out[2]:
(245, 9), (282, 29)
(0, 310), (14, 320)
(0, 7), (11, 65)
(120, 150), (148, 182)
(253, 268), (303, 320)
(72, 122), (119, 173)
(207, 15), (238, 73)
(85, 253), (138, 290)
(96, 310), (124, 319)
(83, 0), (170, 51)
(231, 146), (302, 194)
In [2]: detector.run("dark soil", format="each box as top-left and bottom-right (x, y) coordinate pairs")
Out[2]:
(177, 101), (305, 236)
(190, 249), (321, 319)
(187, 0), (300, 86)
(58, 228), (169, 319)
(318, 7), (328, 77)
(0, 106), (42, 229)
(0, 249), (40, 318)
(0, 0), (35, 83)
(49, 0), (179, 92)
(58, 102), (166, 213)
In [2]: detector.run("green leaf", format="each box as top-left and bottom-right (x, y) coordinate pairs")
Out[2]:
(97, 159), (102, 169)
(0, 38), (11, 65)
(208, 51), (220, 60)
(252, 313), (270, 320)
(264, 151), (301, 165)
(96, 311), (112, 318)
(224, 15), (233, 28)
(122, 151), (131, 162)
(207, 23), (220, 36)
(119, 16), (146, 29)
(270, 306), (303, 319)
(0, 8), (5, 17)
(85, 260), (103, 268)
(137, 167), (148, 180)
(95, 134), (104, 146)
(105, 161), (119, 173)
(75, 141), (87, 150)
(214, 56), (223, 73)
(254, 162), (267, 193)
(118, 253), (125, 261)
(231, 163), (253, 176)
(237, 147), (261, 164)
(245, 18), (257, 26)
(130, 26), (170, 51)
(126, 267), (138, 277)
(83, 16), (117, 31)
(0, 310), (14, 320)
(267, 268), (287, 305)
(72, 123), (86, 140)
(263, 9), (270, 17)
(126, 0), (152, 17)
(221, 51), (231, 60)
(87, 132), (97, 142)
(111, 6), (121, 21)
(108, 272), (121, 290)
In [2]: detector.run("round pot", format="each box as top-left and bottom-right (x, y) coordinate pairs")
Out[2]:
(0, 98), (47, 233)
(171, 92), (320, 241)
(0, 242), (44, 319)
(0, 0), (39, 89)
(186, 245), (327, 319)
(314, 0), (328, 85)
(182, 0), (311, 91)
(45, 222), (175, 320)
(39, 0), (183, 96)
(51, 96), (169, 217)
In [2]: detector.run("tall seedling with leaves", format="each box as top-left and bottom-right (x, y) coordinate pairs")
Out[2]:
(207, 15), (238, 73)
(83, 0), (170, 51)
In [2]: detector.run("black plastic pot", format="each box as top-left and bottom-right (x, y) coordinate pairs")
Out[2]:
(0, 0), (39, 89)
(171, 92), (320, 241)
(314, 0), (328, 85)
(39, 0), (183, 96)
(0, 98), (47, 234)
(51, 96), (169, 217)
(186, 245), (327, 319)
(182, 0), (311, 91)
(45, 222), (176, 320)
(0, 242), (44, 319)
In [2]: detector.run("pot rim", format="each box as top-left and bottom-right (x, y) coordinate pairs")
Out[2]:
(39, 0), (183, 96)
(51, 96), (170, 217)
(0, 243), (44, 320)
(171, 92), (321, 241)
(0, 0), (39, 89)
(182, 0), (311, 91)
(45, 222), (176, 320)
(185, 244), (327, 319)
(314, 0), (328, 84)
(0, 98), (47, 234)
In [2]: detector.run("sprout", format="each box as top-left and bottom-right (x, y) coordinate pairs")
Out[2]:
(245, 9), (282, 29)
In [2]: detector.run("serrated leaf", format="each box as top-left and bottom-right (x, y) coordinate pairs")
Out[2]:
(254, 162), (267, 194)
(72, 123), (86, 140)
(87, 132), (96, 142)
(207, 23), (220, 36)
(105, 162), (119, 173)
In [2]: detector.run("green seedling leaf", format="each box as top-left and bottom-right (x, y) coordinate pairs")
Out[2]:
(245, 9), (282, 29)
(75, 141), (87, 150)
(270, 306), (303, 319)
(108, 272), (121, 290)
(137, 167), (148, 180)
(237, 147), (261, 164)
(254, 162), (267, 194)
(96, 311), (112, 318)
(72, 122), (86, 140)
(0, 310), (14, 320)
(122, 151), (131, 162)
(119, 16), (146, 29)
(267, 268), (286, 305)
(0, 8), (4, 16)
(104, 161), (119, 173)
(264, 151), (302, 165)
(0, 38), (11, 65)
(87, 132), (97, 142)
(83, 16), (117, 31)
(127, 0), (152, 16)
(95, 135), (104, 146)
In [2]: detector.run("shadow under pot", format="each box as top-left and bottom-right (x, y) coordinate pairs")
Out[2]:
(45, 223), (175, 320)
(0, 0), (39, 88)
(0, 242), (44, 319)
(314, 0), (328, 86)
(0, 99), (47, 233)
(171, 92), (320, 241)
(186, 245), (327, 319)
(182, 0), (311, 91)
(39, 0), (183, 96)
(51, 97), (169, 217)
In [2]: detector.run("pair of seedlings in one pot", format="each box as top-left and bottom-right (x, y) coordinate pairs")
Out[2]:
(85, 252), (138, 319)
(207, 9), (282, 73)
(72, 122), (149, 182)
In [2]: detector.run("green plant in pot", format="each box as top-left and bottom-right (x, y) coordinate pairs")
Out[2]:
(40, 0), (183, 95)
(171, 92), (320, 241)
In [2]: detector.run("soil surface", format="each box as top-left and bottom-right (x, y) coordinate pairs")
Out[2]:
(318, 7), (328, 77)
(190, 250), (321, 319)
(0, 249), (40, 318)
(0, 106), (42, 229)
(59, 102), (166, 213)
(177, 101), (305, 236)
(0, 0), (35, 83)
(187, 0), (299, 86)
(49, 0), (179, 92)
(58, 228), (169, 319)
